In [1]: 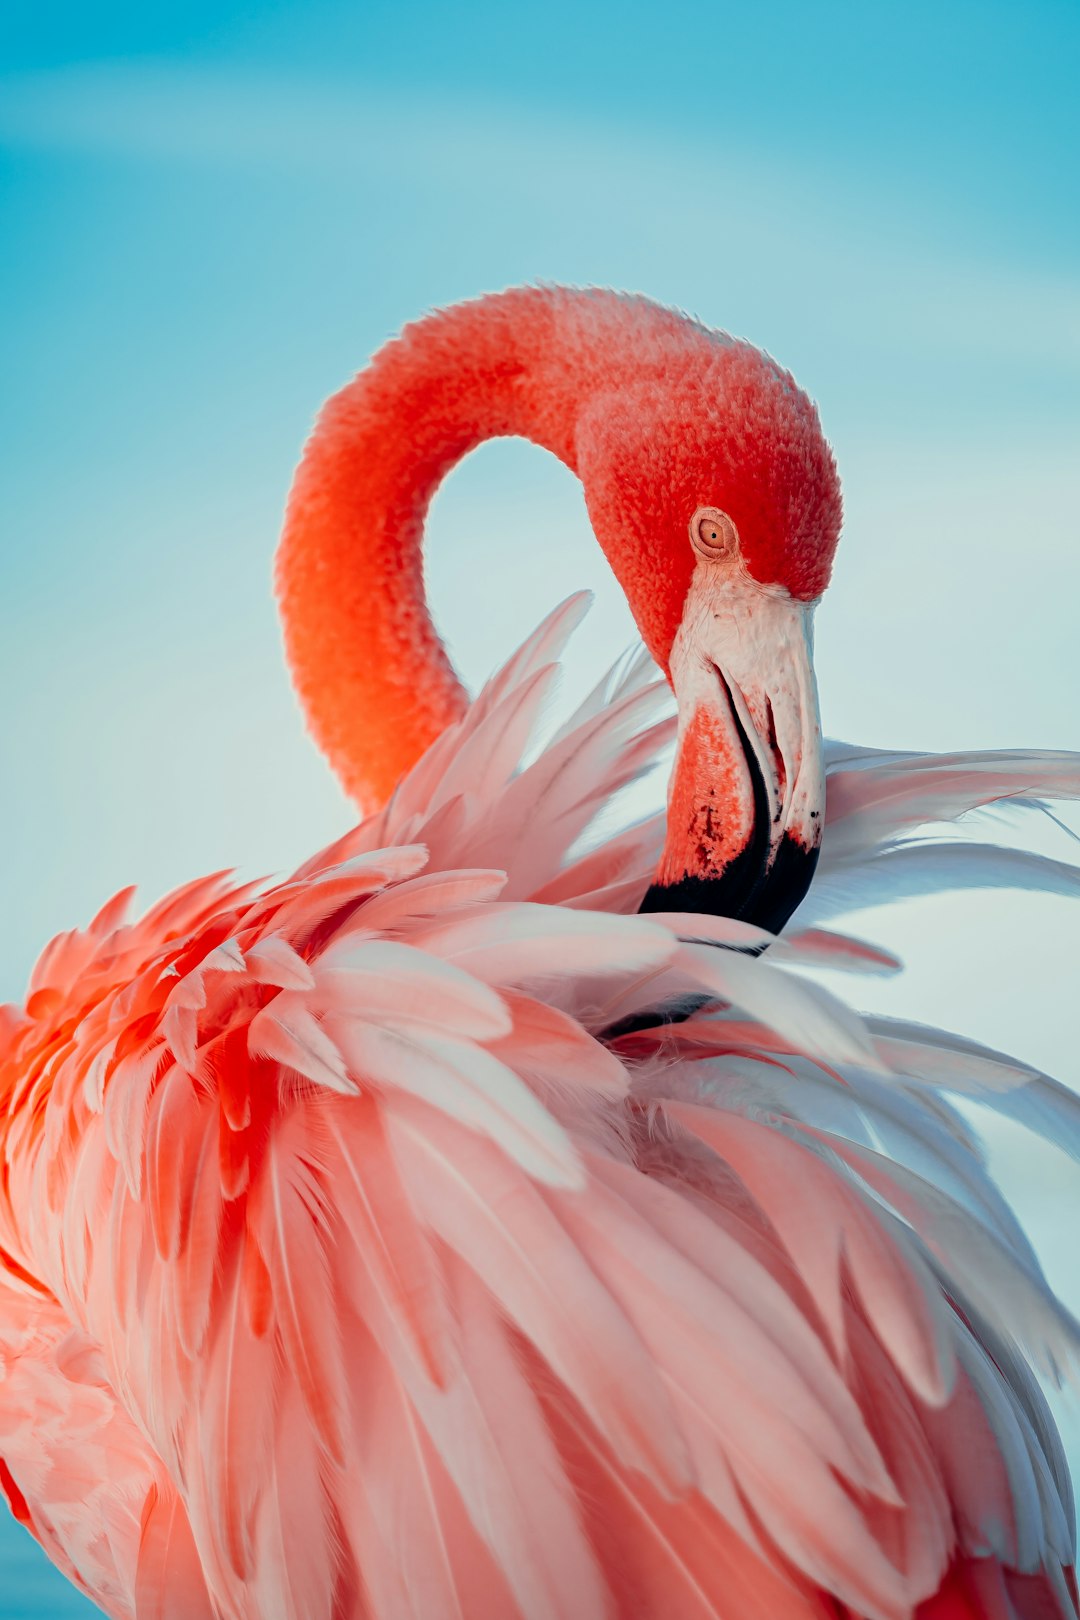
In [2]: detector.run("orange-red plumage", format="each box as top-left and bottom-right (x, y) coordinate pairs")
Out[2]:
(1, 289), (1078, 1620)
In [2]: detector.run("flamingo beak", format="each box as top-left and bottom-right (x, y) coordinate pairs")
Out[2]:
(640, 566), (825, 934)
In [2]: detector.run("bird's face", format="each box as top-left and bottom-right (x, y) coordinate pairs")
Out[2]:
(576, 340), (842, 932)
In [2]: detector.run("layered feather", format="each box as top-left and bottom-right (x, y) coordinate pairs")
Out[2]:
(0, 599), (1077, 1619)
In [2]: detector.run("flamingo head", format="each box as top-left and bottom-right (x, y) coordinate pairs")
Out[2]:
(572, 314), (842, 932)
(278, 284), (840, 934)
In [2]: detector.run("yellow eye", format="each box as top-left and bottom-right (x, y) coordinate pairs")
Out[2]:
(690, 507), (739, 561)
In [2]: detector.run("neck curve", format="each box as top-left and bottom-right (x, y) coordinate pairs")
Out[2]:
(276, 285), (708, 810)
(276, 289), (566, 810)
(278, 288), (608, 810)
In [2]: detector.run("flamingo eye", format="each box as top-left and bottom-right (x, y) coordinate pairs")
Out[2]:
(690, 507), (739, 562)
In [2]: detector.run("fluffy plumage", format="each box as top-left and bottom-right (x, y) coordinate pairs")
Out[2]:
(277, 286), (841, 810)
(1, 598), (1077, 1619)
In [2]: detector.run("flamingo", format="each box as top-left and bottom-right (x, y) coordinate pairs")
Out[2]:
(1, 284), (1078, 1620)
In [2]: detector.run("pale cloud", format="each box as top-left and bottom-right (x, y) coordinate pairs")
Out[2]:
(2, 61), (1078, 381)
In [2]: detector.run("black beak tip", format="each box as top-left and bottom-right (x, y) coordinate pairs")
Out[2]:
(639, 832), (819, 936)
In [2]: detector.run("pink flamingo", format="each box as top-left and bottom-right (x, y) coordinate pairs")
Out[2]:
(1, 286), (1078, 1620)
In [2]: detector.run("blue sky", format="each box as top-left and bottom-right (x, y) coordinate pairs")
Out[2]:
(1, 2), (1079, 1613)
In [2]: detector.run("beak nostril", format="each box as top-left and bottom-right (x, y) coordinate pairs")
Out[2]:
(763, 694), (786, 803)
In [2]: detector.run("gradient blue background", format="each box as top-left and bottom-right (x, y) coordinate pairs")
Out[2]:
(2, 1), (1079, 1612)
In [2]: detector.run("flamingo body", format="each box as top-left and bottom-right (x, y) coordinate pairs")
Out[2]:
(2, 289), (1079, 1620)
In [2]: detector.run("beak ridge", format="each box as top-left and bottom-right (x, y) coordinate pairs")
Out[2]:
(641, 567), (824, 934)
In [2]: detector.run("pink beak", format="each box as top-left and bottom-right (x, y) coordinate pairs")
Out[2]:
(641, 560), (825, 934)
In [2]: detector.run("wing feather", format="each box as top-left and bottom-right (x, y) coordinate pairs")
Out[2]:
(388, 1100), (692, 1489)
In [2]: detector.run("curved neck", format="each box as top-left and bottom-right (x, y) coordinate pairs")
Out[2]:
(277, 286), (829, 938)
(277, 288), (591, 810)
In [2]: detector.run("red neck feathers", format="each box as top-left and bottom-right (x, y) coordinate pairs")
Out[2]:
(276, 286), (840, 818)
